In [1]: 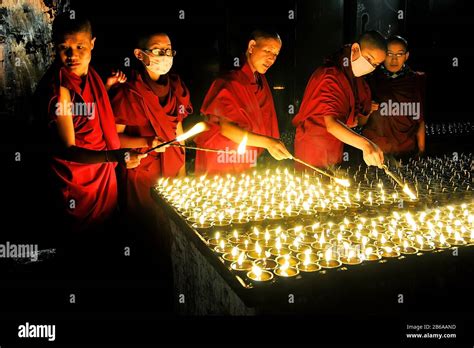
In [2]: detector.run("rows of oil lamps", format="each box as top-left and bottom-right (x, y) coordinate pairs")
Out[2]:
(157, 167), (424, 229)
(202, 202), (473, 284)
(346, 154), (472, 197)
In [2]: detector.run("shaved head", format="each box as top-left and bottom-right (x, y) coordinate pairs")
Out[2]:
(52, 12), (93, 44)
(358, 30), (387, 52)
(249, 29), (281, 43)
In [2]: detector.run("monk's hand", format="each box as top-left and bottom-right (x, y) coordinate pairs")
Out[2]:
(105, 70), (127, 90)
(362, 141), (384, 168)
(370, 101), (379, 114)
(123, 150), (147, 169)
(150, 136), (168, 153)
(265, 138), (293, 161)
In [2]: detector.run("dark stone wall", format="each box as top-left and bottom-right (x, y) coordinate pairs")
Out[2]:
(0, 0), (69, 120)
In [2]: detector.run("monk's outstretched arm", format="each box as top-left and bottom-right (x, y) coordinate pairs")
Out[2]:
(220, 119), (292, 160)
(116, 124), (167, 153)
(416, 120), (426, 154)
(324, 116), (384, 167)
(53, 87), (145, 167)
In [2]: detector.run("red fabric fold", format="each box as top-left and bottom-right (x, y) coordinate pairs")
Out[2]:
(194, 62), (279, 175)
(293, 46), (371, 168)
(44, 64), (120, 230)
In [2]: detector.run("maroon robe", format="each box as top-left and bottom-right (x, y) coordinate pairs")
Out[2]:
(363, 67), (425, 154)
(293, 46), (371, 168)
(44, 64), (121, 231)
(194, 61), (280, 175)
(110, 70), (192, 212)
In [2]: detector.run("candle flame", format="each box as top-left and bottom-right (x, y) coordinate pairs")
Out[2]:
(403, 184), (417, 200)
(237, 133), (248, 155)
(231, 247), (238, 257)
(176, 122), (209, 142)
(325, 248), (332, 262)
(334, 178), (350, 187)
(237, 251), (245, 265)
(252, 265), (262, 280)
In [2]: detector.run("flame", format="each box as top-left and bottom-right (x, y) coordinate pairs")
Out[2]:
(275, 238), (282, 250)
(264, 231), (270, 242)
(237, 251), (245, 265)
(215, 232), (220, 240)
(237, 133), (248, 155)
(231, 247), (239, 257)
(219, 240), (225, 250)
(255, 241), (262, 254)
(348, 249), (355, 260)
(403, 184), (417, 200)
(252, 265), (262, 280)
(325, 248), (332, 262)
(334, 178), (350, 187)
(175, 122), (209, 142)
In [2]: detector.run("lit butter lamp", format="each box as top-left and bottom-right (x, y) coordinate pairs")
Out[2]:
(446, 226), (467, 246)
(270, 238), (290, 257)
(414, 235), (435, 252)
(228, 230), (246, 245)
(297, 248), (319, 263)
(340, 246), (362, 265)
(223, 246), (241, 262)
(380, 245), (401, 258)
(207, 231), (223, 246)
(400, 240), (418, 255)
(319, 248), (342, 269)
(361, 246), (381, 261)
(192, 215), (213, 230)
(254, 251), (278, 270)
(214, 239), (233, 254)
(247, 264), (273, 283)
(297, 249), (321, 272)
(247, 241), (268, 259)
(433, 234), (451, 249)
(276, 254), (300, 268)
(231, 251), (253, 272)
(311, 233), (332, 251)
(275, 260), (299, 278)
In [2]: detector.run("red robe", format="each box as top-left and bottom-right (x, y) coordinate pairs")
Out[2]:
(44, 64), (121, 231)
(110, 70), (192, 212)
(362, 67), (425, 155)
(194, 62), (280, 175)
(293, 46), (371, 168)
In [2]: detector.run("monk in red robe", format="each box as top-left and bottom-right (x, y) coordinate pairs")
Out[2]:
(293, 31), (387, 169)
(38, 14), (145, 233)
(195, 29), (292, 175)
(110, 31), (193, 216)
(361, 35), (426, 157)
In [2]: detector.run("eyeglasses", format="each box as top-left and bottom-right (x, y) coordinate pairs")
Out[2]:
(387, 52), (406, 58)
(144, 48), (177, 57)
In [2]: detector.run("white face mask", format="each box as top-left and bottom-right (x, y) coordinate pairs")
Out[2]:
(350, 45), (375, 77)
(143, 52), (173, 75)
